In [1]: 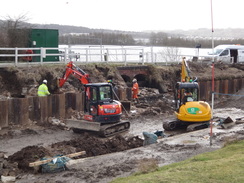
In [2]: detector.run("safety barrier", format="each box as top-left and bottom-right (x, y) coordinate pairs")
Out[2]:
(0, 47), (146, 66)
(0, 46), (212, 67)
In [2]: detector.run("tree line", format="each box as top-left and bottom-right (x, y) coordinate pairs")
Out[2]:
(59, 32), (136, 45)
(59, 32), (244, 48)
(1, 17), (244, 48)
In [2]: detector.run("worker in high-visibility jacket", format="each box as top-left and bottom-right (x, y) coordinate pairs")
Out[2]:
(37, 80), (50, 96)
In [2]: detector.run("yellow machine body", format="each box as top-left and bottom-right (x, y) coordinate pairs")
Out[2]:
(175, 101), (212, 122)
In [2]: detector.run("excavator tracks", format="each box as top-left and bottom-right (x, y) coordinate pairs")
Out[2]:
(186, 122), (210, 132)
(100, 121), (130, 137)
(163, 119), (210, 132)
(163, 118), (179, 131)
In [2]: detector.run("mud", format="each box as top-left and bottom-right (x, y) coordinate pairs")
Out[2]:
(8, 146), (51, 172)
(3, 134), (143, 175)
(1, 102), (243, 183)
(49, 134), (143, 157)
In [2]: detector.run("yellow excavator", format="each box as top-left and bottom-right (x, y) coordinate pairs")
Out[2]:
(163, 58), (212, 131)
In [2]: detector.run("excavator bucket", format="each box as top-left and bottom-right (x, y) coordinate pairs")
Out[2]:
(65, 119), (101, 131)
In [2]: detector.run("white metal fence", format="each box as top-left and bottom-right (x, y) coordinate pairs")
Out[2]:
(0, 46), (212, 67)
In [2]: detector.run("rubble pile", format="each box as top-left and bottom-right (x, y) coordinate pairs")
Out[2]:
(49, 133), (143, 157)
(129, 87), (174, 117)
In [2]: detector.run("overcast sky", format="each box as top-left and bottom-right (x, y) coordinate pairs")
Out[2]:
(0, 0), (243, 32)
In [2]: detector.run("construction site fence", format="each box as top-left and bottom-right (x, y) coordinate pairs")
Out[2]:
(0, 87), (131, 129)
(0, 46), (213, 67)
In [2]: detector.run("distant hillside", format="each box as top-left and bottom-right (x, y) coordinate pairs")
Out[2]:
(161, 28), (244, 39)
(34, 24), (92, 34)
(32, 23), (138, 35)
(35, 24), (244, 39)
(1, 19), (243, 39)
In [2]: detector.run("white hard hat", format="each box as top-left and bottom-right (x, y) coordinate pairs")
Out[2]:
(132, 78), (137, 83)
(43, 79), (47, 84)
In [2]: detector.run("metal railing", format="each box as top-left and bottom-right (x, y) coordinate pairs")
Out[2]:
(0, 47), (147, 66)
(0, 46), (212, 67)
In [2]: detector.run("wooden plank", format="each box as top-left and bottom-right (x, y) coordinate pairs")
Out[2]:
(29, 151), (86, 167)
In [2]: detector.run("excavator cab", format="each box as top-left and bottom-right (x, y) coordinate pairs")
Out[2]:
(175, 81), (199, 110)
(84, 83), (122, 123)
(174, 81), (212, 123)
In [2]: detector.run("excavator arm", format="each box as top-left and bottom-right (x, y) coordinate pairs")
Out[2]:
(181, 57), (192, 82)
(58, 61), (90, 87)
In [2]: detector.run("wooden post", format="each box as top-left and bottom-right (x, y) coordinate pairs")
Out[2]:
(0, 100), (8, 128)
(58, 94), (65, 119)
(8, 98), (29, 125)
(65, 93), (76, 110)
(75, 92), (83, 112)
(39, 96), (48, 124)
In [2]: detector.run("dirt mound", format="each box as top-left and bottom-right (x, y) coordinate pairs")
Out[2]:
(0, 63), (243, 99)
(3, 134), (143, 174)
(7, 146), (51, 172)
(50, 133), (143, 157)
(189, 62), (244, 80)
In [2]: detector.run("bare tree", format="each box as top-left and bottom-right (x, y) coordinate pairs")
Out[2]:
(0, 20), (8, 47)
(1, 13), (32, 47)
(160, 47), (181, 62)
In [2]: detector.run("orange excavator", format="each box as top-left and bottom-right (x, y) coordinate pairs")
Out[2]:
(58, 61), (130, 137)
(163, 58), (212, 131)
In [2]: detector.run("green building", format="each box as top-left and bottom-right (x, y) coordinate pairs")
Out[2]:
(30, 29), (59, 62)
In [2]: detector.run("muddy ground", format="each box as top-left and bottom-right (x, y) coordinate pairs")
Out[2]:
(0, 62), (244, 183)
(1, 106), (244, 183)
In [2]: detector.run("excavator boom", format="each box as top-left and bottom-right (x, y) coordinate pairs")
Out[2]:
(181, 57), (192, 82)
(58, 61), (90, 87)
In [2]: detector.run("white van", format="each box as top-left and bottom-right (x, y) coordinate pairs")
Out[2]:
(207, 44), (244, 63)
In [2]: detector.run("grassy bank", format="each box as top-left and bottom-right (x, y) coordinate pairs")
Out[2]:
(111, 140), (244, 183)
